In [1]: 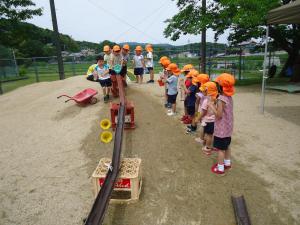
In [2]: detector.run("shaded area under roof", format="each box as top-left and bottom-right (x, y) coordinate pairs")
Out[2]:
(267, 0), (300, 25)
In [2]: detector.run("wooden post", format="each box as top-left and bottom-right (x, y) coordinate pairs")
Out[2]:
(49, 0), (65, 80)
(200, 0), (206, 73)
(232, 195), (252, 225)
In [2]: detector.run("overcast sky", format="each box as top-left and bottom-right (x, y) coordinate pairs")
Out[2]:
(27, 0), (229, 45)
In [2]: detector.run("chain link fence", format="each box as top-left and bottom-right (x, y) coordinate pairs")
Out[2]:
(0, 49), (283, 94)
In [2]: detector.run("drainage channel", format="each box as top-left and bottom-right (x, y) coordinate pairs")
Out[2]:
(84, 76), (126, 225)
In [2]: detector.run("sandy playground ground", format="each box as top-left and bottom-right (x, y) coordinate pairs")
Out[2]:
(0, 75), (300, 225)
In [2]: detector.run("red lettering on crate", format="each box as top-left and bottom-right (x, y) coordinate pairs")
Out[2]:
(99, 178), (131, 188)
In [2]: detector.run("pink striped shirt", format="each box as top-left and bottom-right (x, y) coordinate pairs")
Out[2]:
(214, 95), (233, 138)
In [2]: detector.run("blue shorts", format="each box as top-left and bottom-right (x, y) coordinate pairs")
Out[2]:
(204, 122), (214, 135)
(213, 136), (231, 151)
(147, 67), (153, 71)
(134, 68), (144, 76)
(167, 93), (178, 104)
(186, 105), (195, 116)
(99, 78), (112, 87)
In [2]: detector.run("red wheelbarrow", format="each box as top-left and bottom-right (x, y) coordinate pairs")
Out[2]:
(57, 88), (98, 104)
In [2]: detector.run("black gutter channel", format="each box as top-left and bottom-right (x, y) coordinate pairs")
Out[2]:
(84, 76), (126, 225)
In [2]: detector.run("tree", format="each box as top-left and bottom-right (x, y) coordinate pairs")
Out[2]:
(164, 0), (300, 82)
(0, 0), (42, 21)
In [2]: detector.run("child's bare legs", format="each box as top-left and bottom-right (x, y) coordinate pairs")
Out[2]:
(136, 75), (139, 83)
(172, 103), (176, 113)
(150, 69), (154, 81)
(217, 150), (225, 166)
(224, 148), (231, 167)
(204, 134), (213, 148)
(139, 75), (143, 84)
(102, 87), (107, 96)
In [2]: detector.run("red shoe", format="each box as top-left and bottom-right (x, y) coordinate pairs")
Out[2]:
(181, 115), (188, 121)
(183, 118), (192, 124)
(211, 163), (225, 175)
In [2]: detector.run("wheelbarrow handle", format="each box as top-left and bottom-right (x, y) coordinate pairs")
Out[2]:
(57, 94), (72, 99)
(65, 98), (74, 103)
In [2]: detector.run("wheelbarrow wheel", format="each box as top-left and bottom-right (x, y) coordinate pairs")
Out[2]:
(90, 97), (98, 104)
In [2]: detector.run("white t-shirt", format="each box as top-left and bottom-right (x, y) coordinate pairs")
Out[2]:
(145, 52), (153, 67)
(104, 53), (112, 67)
(133, 55), (144, 68)
(95, 64), (110, 80)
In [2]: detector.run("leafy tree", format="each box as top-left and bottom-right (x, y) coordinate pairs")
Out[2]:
(0, 0), (42, 21)
(165, 0), (300, 81)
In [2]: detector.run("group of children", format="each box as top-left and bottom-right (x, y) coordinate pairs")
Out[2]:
(86, 44), (155, 102)
(158, 57), (235, 175)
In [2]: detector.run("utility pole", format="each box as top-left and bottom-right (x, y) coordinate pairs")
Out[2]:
(200, 0), (206, 73)
(49, 0), (65, 80)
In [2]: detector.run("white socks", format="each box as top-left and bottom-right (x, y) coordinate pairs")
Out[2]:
(224, 159), (231, 166)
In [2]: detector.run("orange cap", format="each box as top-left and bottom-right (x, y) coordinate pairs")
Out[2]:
(215, 73), (235, 96)
(135, 45), (143, 51)
(122, 44), (130, 51)
(113, 45), (121, 52)
(159, 56), (169, 63)
(166, 63), (178, 71)
(181, 64), (194, 72)
(186, 69), (199, 78)
(201, 82), (218, 99)
(173, 68), (181, 76)
(146, 44), (153, 52)
(192, 77), (200, 85)
(103, 45), (110, 52)
(197, 73), (210, 85)
(161, 59), (171, 68)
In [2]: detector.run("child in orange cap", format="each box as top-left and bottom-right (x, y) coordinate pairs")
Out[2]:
(164, 63), (180, 116)
(198, 82), (218, 154)
(132, 46), (145, 84)
(120, 44), (130, 79)
(159, 58), (171, 108)
(193, 74), (210, 142)
(209, 73), (235, 175)
(181, 69), (199, 125)
(103, 45), (112, 67)
(145, 44), (155, 83)
(179, 64), (194, 102)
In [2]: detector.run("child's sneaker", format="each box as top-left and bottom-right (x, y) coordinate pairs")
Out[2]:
(167, 111), (176, 116)
(211, 163), (225, 176)
(183, 118), (192, 124)
(185, 128), (195, 134)
(195, 137), (204, 144)
(224, 164), (232, 170)
(103, 96), (108, 103)
(181, 115), (188, 121)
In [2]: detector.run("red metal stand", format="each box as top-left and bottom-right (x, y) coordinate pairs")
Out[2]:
(110, 101), (135, 129)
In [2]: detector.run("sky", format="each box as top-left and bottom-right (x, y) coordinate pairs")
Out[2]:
(27, 0), (229, 46)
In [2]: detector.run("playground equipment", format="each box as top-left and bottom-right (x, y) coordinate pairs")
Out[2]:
(85, 74), (139, 225)
(92, 158), (142, 203)
(100, 119), (111, 130)
(232, 195), (252, 225)
(100, 131), (113, 144)
(110, 101), (135, 130)
(57, 88), (98, 105)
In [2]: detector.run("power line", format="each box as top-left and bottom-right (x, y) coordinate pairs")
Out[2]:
(112, 0), (170, 42)
(87, 0), (162, 43)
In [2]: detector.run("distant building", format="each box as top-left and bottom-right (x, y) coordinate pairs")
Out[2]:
(80, 49), (96, 56)
(238, 41), (257, 54)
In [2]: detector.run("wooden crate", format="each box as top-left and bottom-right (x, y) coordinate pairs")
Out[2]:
(92, 158), (142, 204)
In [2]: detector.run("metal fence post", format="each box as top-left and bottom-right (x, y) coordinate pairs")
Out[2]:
(239, 47), (242, 80)
(33, 58), (39, 82)
(0, 79), (3, 95)
(72, 56), (76, 76)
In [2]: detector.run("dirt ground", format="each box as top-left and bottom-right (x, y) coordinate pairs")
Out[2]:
(0, 75), (300, 225)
